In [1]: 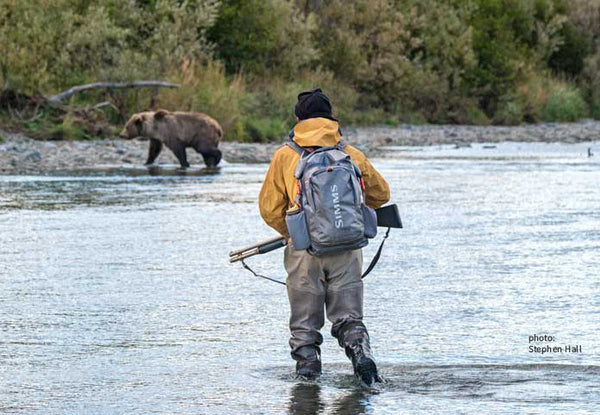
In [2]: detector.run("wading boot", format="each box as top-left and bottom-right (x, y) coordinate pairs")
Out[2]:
(338, 323), (381, 386)
(345, 338), (381, 386)
(295, 346), (322, 380)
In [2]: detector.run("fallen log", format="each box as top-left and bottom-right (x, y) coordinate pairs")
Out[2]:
(47, 81), (180, 104)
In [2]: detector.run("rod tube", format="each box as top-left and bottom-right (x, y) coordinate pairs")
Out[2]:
(229, 235), (285, 257)
(229, 248), (260, 263)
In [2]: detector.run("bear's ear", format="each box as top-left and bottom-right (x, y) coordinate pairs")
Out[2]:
(154, 109), (168, 121)
(134, 115), (143, 126)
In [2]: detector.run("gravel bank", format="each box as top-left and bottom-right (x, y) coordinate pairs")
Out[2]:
(1, 120), (599, 174)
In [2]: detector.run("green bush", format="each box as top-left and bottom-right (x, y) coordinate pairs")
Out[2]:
(580, 50), (600, 120)
(541, 80), (588, 122)
(591, 97), (600, 120)
(243, 117), (288, 142)
(493, 99), (524, 125)
(0, 0), (220, 95)
(208, 0), (315, 77)
(502, 71), (588, 123)
(548, 23), (589, 77)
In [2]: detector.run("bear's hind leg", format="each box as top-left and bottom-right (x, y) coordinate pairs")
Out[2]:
(166, 140), (190, 168)
(145, 139), (163, 165)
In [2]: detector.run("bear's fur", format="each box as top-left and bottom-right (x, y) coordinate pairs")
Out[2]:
(120, 109), (223, 168)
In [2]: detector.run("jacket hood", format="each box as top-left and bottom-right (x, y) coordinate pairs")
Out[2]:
(292, 117), (340, 147)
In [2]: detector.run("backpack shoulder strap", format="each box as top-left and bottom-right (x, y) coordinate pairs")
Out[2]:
(286, 131), (306, 156)
(286, 131), (309, 179)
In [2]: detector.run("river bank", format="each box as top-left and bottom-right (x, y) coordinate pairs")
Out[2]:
(1, 120), (599, 174)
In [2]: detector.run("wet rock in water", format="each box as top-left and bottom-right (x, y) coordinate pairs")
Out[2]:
(22, 151), (42, 163)
(453, 142), (471, 149)
(6, 144), (22, 153)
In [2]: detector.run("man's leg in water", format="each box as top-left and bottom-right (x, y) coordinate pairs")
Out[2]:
(325, 249), (381, 385)
(284, 246), (325, 377)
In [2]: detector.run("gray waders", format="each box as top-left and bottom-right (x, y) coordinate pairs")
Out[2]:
(284, 245), (378, 383)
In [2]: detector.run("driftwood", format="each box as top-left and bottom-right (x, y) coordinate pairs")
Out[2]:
(47, 81), (180, 104)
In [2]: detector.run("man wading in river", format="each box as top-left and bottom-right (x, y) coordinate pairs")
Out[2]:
(259, 89), (390, 384)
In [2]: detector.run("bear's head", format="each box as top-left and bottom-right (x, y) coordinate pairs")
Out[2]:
(120, 110), (169, 139)
(120, 113), (148, 139)
(204, 149), (222, 168)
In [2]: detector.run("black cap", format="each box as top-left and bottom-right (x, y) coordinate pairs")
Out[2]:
(294, 88), (337, 121)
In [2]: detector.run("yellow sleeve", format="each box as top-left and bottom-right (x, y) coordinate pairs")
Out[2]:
(348, 146), (390, 209)
(362, 158), (391, 208)
(258, 152), (289, 236)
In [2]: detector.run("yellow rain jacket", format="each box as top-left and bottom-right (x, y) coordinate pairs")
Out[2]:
(259, 117), (391, 236)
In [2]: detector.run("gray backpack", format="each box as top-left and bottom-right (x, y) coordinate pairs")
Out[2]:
(285, 137), (377, 256)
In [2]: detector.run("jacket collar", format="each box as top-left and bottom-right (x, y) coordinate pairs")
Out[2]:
(292, 117), (341, 147)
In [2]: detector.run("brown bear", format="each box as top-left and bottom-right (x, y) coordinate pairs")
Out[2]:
(120, 109), (223, 168)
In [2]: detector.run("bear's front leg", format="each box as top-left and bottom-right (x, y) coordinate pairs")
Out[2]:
(145, 139), (163, 165)
(165, 139), (190, 168)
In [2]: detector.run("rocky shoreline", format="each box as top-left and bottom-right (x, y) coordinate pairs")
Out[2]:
(1, 120), (599, 174)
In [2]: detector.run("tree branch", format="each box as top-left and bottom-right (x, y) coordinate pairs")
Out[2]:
(47, 81), (180, 104)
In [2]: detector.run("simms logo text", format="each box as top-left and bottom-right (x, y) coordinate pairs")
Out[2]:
(331, 185), (343, 228)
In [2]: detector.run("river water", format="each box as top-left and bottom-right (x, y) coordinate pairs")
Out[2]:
(1, 142), (599, 414)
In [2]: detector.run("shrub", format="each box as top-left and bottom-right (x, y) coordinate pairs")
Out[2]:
(465, 0), (569, 116)
(548, 23), (589, 77)
(208, 0), (316, 77)
(502, 70), (588, 123)
(493, 99), (524, 125)
(541, 79), (588, 122)
(157, 59), (249, 140)
(513, 69), (548, 122)
(579, 45), (600, 120)
(0, 0), (221, 95)
(315, 0), (424, 114)
(243, 117), (288, 142)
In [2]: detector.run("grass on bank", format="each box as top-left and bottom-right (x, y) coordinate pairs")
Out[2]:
(0, 64), (595, 142)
